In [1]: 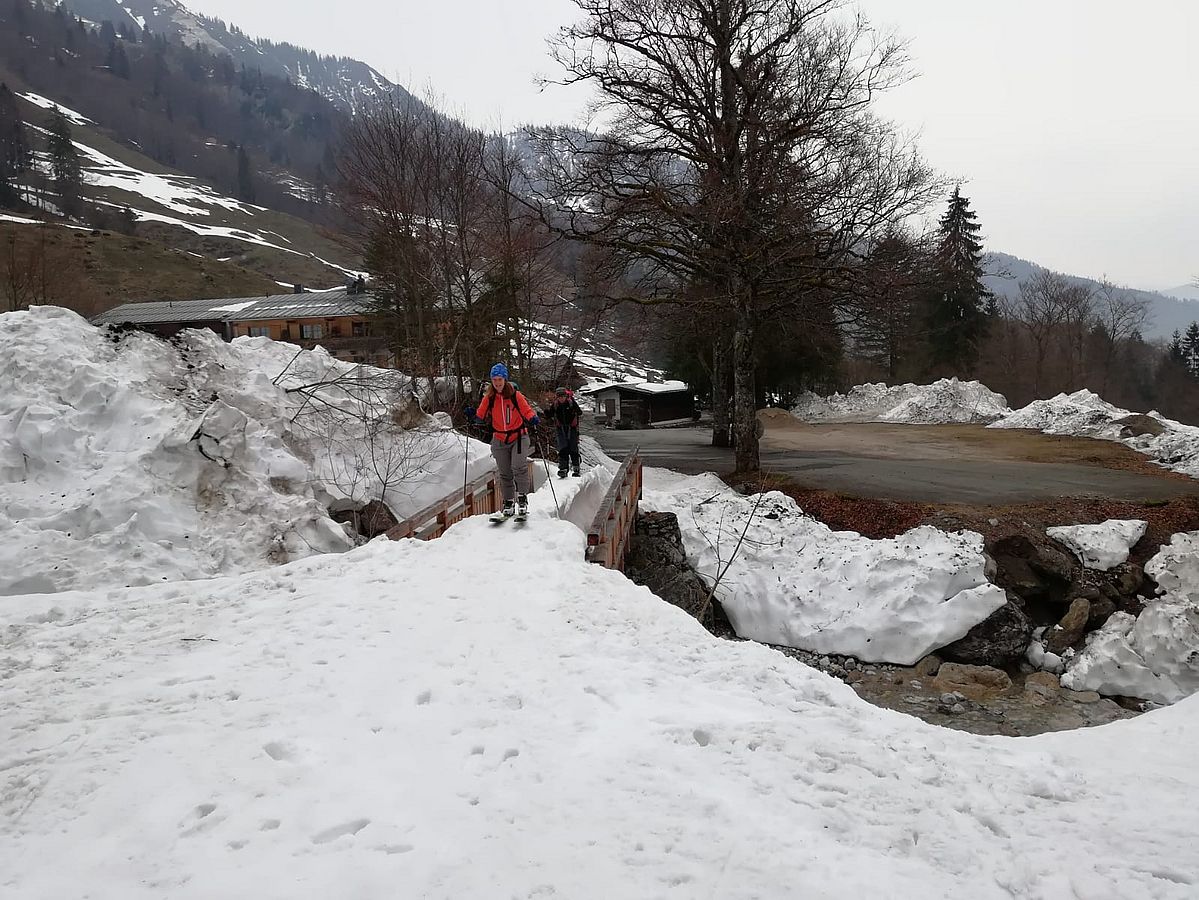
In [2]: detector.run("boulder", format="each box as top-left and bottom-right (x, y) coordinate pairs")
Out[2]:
(940, 599), (1034, 666)
(914, 654), (942, 678)
(1114, 413), (1166, 438)
(1026, 671), (1061, 692)
(989, 534), (1076, 599)
(1087, 596), (1118, 630)
(1046, 597), (1091, 655)
(934, 663), (1013, 701)
(625, 511), (714, 624)
(1113, 563), (1146, 599)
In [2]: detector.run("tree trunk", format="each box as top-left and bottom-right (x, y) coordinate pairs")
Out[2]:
(732, 296), (759, 473)
(711, 338), (731, 447)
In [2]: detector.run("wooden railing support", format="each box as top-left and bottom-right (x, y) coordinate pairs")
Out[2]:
(585, 447), (642, 572)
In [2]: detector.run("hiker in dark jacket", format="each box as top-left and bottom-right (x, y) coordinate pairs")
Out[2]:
(543, 386), (582, 477)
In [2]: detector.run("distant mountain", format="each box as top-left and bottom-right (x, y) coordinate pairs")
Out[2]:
(1162, 283), (1199, 302)
(44, 0), (408, 113)
(983, 251), (1199, 341)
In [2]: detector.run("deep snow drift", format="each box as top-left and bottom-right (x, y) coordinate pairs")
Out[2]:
(1064, 531), (1199, 704)
(0, 308), (490, 595)
(641, 469), (1007, 664)
(4, 498), (1199, 898)
(791, 379), (1011, 424)
(990, 389), (1199, 479)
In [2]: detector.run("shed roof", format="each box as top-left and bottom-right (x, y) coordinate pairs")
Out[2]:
(581, 380), (690, 396)
(91, 289), (374, 326)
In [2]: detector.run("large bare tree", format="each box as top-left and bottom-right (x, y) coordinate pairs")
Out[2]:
(531, 0), (939, 470)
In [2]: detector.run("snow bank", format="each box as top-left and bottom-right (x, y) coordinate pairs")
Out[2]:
(1063, 532), (1199, 704)
(991, 389), (1199, 479)
(5, 507), (1199, 898)
(1046, 519), (1147, 571)
(0, 307), (490, 595)
(1146, 532), (1199, 601)
(792, 378), (1011, 424)
(641, 469), (1006, 664)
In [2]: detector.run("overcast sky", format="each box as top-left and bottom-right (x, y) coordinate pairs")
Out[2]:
(187, 0), (1197, 290)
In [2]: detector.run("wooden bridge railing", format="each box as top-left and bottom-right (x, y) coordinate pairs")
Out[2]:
(385, 451), (643, 575)
(384, 460), (542, 542)
(385, 468), (504, 542)
(585, 447), (643, 572)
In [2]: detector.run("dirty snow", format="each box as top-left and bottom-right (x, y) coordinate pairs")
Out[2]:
(991, 389), (1199, 479)
(792, 379), (1011, 424)
(4, 506), (1199, 897)
(1046, 519), (1148, 571)
(1145, 532), (1199, 601)
(1063, 531), (1199, 704)
(641, 469), (1007, 664)
(0, 307), (490, 596)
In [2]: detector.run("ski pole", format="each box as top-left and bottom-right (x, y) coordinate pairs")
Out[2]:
(537, 436), (561, 518)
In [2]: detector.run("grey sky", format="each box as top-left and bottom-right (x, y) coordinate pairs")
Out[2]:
(188, 0), (1198, 290)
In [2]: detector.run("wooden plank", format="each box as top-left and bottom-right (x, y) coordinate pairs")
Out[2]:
(386, 468), (498, 542)
(586, 448), (641, 569)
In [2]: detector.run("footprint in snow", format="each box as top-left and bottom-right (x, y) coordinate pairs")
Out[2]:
(311, 818), (371, 845)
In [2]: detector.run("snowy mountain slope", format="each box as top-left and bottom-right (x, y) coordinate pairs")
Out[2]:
(0, 307), (490, 595)
(15, 93), (361, 290)
(46, 0), (410, 113)
(4, 510), (1199, 897)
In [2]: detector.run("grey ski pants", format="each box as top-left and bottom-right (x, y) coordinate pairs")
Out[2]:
(491, 437), (532, 502)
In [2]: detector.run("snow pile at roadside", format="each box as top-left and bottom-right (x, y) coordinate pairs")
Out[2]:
(792, 378), (1011, 424)
(991, 389), (1129, 436)
(0, 307), (490, 595)
(5, 508), (1199, 898)
(991, 389), (1199, 479)
(1047, 519), (1147, 571)
(641, 469), (1007, 664)
(1063, 532), (1199, 704)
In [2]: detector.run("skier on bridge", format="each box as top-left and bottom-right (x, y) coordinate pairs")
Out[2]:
(477, 363), (539, 522)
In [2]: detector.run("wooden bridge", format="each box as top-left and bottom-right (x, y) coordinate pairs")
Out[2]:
(386, 448), (643, 572)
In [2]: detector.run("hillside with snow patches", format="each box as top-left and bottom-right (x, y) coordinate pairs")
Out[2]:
(9, 89), (361, 291)
(5, 311), (1199, 895)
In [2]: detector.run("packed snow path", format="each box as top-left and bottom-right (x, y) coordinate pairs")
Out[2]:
(5, 497), (1199, 898)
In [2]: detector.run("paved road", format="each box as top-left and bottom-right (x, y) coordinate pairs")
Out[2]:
(596, 426), (1198, 504)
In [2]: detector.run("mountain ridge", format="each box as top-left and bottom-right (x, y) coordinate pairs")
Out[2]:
(983, 251), (1197, 341)
(42, 0), (409, 113)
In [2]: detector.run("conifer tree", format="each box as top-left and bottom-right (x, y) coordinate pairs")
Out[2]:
(1168, 330), (1186, 365)
(236, 145), (256, 203)
(926, 187), (990, 375)
(0, 83), (31, 207)
(1184, 321), (1199, 378)
(47, 109), (85, 217)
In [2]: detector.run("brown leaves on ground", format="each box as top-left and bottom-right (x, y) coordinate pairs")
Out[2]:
(729, 471), (1199, 555)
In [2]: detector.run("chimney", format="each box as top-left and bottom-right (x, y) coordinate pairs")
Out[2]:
(293, 283), (305, 294)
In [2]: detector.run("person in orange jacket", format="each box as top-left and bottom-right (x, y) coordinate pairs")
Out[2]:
(476, 363), (540, 520)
